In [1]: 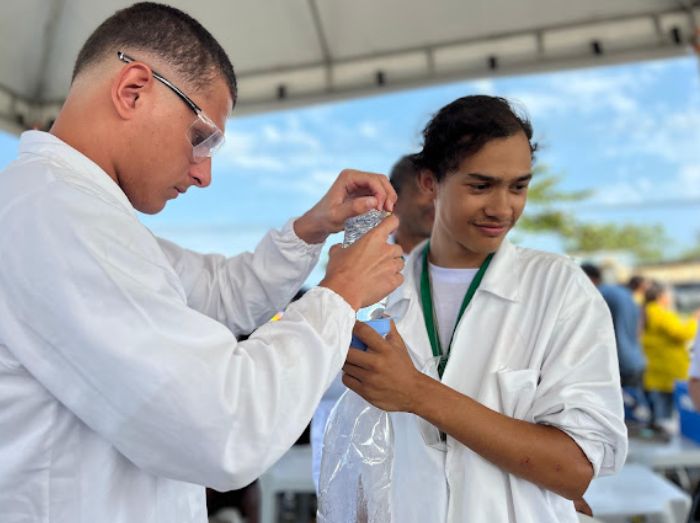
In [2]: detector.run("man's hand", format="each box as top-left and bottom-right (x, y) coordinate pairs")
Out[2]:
(573, 497), (593, 517)
(293, 169), (397, 244)
(341, 320), (423, 412)
(319, 215), (404, 310)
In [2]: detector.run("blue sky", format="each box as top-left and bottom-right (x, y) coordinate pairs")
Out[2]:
(1, 55), (699, 285)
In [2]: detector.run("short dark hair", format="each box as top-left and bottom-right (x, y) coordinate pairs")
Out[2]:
(627, 275), (645, 291)
(413, 95), (536, 181)
(581, 263), (602, 282)
(389, 154), (420, 195)
(72, 2), (237, 104)
(644, 281), (665, 303)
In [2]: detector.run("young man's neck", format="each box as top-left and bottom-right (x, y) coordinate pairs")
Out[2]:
(428, 232), (491, 269)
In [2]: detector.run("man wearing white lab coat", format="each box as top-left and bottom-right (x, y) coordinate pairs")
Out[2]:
(0, 4), (405, 523)
(344, 95), (627, 522)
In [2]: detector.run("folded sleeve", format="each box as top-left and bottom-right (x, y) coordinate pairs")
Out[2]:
(530, 270), (628, 477)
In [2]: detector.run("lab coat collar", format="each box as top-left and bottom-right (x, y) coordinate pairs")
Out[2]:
(18, 131), (136, 215)
(478, 238), (520, 303)
(388, 237), (521, 319)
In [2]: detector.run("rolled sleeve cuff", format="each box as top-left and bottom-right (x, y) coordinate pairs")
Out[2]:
(279, 218), (325, 257)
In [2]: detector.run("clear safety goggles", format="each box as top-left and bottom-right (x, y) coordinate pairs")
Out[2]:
(117, 51), (225, 162)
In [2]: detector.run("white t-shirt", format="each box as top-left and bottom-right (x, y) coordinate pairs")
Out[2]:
(428, 263), (478, 353)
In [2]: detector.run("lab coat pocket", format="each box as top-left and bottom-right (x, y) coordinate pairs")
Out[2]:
(496, 368), (539, 422)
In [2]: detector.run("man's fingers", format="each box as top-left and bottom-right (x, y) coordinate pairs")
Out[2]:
(352, 321), (390, 353)
(345, 346), (375, 369)
(368, 174), (397, 212)
(328, 243), (342, 256)
(341, 372), (362, 391)
(386, 319), (400, 343)
(342, 361), (372, 382)
(342, 170), (397, 212)
(365, 214), (399, 242)
(339, 196), (378, 221)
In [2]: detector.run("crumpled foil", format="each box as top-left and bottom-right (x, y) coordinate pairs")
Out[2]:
(343, 210), (391, 247)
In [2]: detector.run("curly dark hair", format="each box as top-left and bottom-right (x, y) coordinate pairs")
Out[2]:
(72, 2), (237, 104)
(413, 95), (537, 181)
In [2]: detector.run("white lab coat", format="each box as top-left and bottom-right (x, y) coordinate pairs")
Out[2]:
(382, 240), (628, 523)
(0, 131), (355, 523)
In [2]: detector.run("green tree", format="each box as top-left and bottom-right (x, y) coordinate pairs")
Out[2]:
(517, 165), (590, 236)
(564, 223), (667, 263)
(516, 165), (669, 263)
(679, 232), (700, 261)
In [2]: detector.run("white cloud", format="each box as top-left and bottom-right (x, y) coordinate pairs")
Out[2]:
(587, 179), (651, 205)
(603, 104), (700, 167)
(217, 130), (286, 172)
(679, 164), (700, 196)
(358, 121), (380, 139)
(583, 161), (700, 206)
(506, 66), (653, 120)
(217, 114), (325, 173)
(468, 78), (496, 94)
(507, 92), (568, 119)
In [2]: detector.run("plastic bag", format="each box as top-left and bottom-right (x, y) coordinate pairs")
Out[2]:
(316, 354), (445, 522)
(316, 388), (394, 523)
(318, 210), (397, 521)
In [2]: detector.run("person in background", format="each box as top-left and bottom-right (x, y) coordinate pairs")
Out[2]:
(688, 331), (700, 410)
(641, 281), (699, 429)
(582, 263), (647, 423)
(389, 154), (435, 254)
(628, 275), (648, 306)
(0, 3), (405, 522)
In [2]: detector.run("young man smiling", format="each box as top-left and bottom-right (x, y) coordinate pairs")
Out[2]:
(343, 95), (627, 522)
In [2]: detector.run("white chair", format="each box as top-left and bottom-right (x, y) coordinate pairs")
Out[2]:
(259, 445), (315, 523)
(577, 514), (605, 523)
(585, 463), (691, 523)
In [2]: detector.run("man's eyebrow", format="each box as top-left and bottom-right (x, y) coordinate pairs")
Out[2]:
(464, 173), (533, 182)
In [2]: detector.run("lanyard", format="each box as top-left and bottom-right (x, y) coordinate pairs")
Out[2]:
(420, 243), (493, 378)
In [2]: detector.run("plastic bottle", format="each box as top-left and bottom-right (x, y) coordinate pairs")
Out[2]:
(342, 209), (392, 349)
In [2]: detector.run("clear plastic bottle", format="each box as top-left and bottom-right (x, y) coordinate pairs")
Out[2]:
(343, 209), (392, 348)
(318, 209), (397, 523)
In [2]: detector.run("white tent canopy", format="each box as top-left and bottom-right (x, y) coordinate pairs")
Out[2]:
(1, 0), (698, 134)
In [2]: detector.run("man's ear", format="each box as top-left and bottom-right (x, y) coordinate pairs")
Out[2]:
(111, 63), (154, 120)
(418, 169), (438, 198)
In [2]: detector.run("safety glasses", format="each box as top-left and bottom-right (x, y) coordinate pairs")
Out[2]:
(117, 51), (225, 162)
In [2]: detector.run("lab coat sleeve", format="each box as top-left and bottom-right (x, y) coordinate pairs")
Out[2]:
(530, 270), (628, 478)
(0, 186), (354, 491)
(156, 219), (322, 336)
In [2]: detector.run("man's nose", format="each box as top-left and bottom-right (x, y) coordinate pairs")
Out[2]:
(189, 158), (212, 188)
(484, 189), (512, 220)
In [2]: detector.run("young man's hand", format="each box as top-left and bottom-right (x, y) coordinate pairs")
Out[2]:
(293, 169), (397, 244)
(342, 320), (424, 412)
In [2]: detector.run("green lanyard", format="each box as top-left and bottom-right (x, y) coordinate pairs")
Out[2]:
(420, 243), (494, 378)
